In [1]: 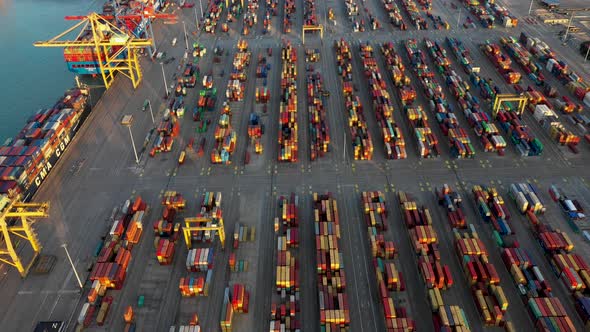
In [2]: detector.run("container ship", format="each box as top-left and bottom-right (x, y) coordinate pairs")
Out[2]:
(0, 87), (91, 201)
(64, 0), (167, 75)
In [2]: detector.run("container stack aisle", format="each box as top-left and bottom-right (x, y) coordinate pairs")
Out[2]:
(399, 0), (428, 30)
(211, 101), (237, 164)
(523, 88), (580, 151)
(177, 191), (219, 299)
(458, 0), (517, 29)
(398, 191), (463, 331)
(306, 58), (330, 161)
(344, 0), (364, 32)
(358, 191), (415, 331)
(278, 41), (299, 162)
(378, 0), (406, 30)
(335, 39), (373, 160)
(269, 194), (301, 331)
(519, 32), (590, 105)
(247, 50), (272, 161)
(481, 86), (543, 157)
(76, 196), (148, 330)
(155, 191), (185, 266)
(481, 41), (522, 86)
(312, 193), (350, 329)
(357, 42), (406, 160)
(472, 184), (578, 332)
(435, 185), (514, 329)
(448, 37), (542, 157)
(445, 37), (507, 155)
(422, 38), (476, 159)
(500, 37), (545, 87)
(220, 283), (251, 331)
(403, 39), (443, 158)
(381, 42), (439, 159)
(283, 0), (295, 33)
(203, 0), (224, 34)
(509, 183), (590, 329)
(242, 0), (258, 35)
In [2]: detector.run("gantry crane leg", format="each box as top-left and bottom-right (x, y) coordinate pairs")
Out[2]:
(0, 197), (49, 277)
(184, 217), (226, 249)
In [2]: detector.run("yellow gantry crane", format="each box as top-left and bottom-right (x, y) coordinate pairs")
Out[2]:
(0, 195), (49, 277)
(302, 24), (324, 45)
(492, 94), (528, 117)
(33, 13), (153, 90)
(183, 216), (226, 249)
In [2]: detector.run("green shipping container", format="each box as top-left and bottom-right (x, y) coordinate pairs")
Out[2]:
(492, 230), (504, 247)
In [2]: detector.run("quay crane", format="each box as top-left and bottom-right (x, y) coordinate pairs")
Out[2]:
(0, 194), (49, 277)
(34, 13), (152, 90)
(34, 4), (177, 90)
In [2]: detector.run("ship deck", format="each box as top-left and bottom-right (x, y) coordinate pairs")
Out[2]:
(2, 0), (590, 331)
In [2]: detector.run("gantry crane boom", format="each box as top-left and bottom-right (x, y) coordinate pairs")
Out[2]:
(33, 12), (154, 90)
(492, 94), (528, 117)
(0, 194), (49, 277)
(183, 216), (226, 249)
(64, 13), (178, 21)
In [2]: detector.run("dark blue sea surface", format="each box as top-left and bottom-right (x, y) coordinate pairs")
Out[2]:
(0, 0), (100, 141)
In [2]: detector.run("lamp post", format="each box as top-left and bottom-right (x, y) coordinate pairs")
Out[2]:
(160, 62), (169, 98)
(585, 44), (590, 62)
(198, 0), (203, 22)
(145, 99), (155, 123)
(528, 0), (534, 15)
(563, 12), (574, 43)
(121, 115), (140, 164)
(61, 244), (83, 290)
(194, 7), (199, 29)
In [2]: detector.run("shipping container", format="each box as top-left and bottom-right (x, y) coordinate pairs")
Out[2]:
(357, 43), (406, 160)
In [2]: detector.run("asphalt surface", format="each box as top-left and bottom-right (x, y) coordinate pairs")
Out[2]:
(1, 0), (590, 331)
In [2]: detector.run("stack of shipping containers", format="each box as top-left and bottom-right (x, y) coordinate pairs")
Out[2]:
(155, 192), (185, 265)
(480, 41), (544, 157)
(445, 37), (507, 154)
(357, 43), (407, 159)
(313, 193), (350, 329)
(79, 197), (147, 329)
(283, 0), (295, 33)
(379, 0), (406, 30)
(335, 39), (374, 160)
(306, 68), (330, 160)
(404, 39), (442, 157)
(279, 41), (299, 162)
(423, 38), (476, 159)
(519, 32), (590, 105)
(399, 0), (428, 30)
(398, 191), (469, 331)
(226, 40), (251, 102)
(360, 191), (416, 330)
(500, 37), (545, 86)
(472, 184), (577, 332)
(270, 194), (301, 331)
(435, 185), (513, 328)
(211, 102), (237, 164)
(510, 183), (590, 329)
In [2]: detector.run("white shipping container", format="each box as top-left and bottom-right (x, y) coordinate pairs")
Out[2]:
(78, 302), (90, 324)
(564, 200), (577, 212)
(546, 58), (558, 72)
